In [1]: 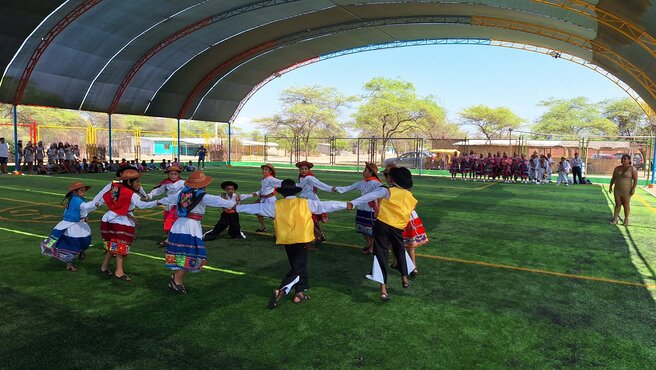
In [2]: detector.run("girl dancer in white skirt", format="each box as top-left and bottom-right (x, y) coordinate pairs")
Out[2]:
(250, 163), (282, 232)
(40, 181), (98, 272)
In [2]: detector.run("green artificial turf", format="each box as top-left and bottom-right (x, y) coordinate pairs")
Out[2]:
(0, 167), (655, 369)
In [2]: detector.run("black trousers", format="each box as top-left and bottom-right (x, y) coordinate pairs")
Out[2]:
(572, 166), (583, 184)
(280, 243), (309, 294)
(372, 220), (408, 284)
(197, 158), (205, 168)
(211, 212), (242, 238)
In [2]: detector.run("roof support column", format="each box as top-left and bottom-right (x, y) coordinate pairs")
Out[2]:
(651, 135), (656, 185)
(177, 119), (181, 160)
(108, 114), (112, 162)
(13, 105), (19, 172)
(228, 121), (232, 166)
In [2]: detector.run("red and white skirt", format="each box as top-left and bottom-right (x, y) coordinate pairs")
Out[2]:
(403, 211), (428, 248)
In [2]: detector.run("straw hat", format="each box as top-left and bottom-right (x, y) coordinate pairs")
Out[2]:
(364, 162), (378, 175)
(260, 163), (276, 177)
(184, 170), (213, 188)
(165, 165), (183, 173)
(295, 161), (314, 169)
(119, 169), (141, 180)
(68, 181), (91, 192)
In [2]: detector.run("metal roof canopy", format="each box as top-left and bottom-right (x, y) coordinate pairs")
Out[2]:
(1, 0), (656, 123)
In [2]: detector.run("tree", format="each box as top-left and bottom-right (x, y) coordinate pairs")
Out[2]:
(601, 98), (649, 136)
(532, 97), (617, 138)
(353, 77), (440, 163)
(414, 97), (462, 139)
(257, 85), (355, 159)
(459, 105), (522, 142)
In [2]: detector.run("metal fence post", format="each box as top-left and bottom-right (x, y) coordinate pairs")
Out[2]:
(356, 138), (360, 172)
(13, 105), (18, 171)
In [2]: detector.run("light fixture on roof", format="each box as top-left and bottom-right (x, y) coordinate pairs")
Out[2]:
(548, 50), (561, 59)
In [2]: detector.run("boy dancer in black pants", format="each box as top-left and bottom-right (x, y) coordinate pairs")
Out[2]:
(237, 179), (347, 309)
(203, 181), (250, 241)
(348, 167), (417, 301)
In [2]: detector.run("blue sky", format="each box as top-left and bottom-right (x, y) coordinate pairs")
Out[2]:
(235, 44), (629, 134)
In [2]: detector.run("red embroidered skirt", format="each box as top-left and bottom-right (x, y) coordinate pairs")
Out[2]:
(100, 221), (135, 256)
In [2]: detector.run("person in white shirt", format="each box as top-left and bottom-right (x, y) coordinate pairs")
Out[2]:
(556, 157), (571, 186)
(248, 163), (283, 232)
(529, 152), (539, 182)
(0, 137), (9, 174)
(295, 160), (336, 245)
(334, 162), (383, 255)
(546, 153), (554, 183)
(146, 165), (185, 246)
(184, 160), (196, 172)
(570, 152), (584, 184)
(160, 171), (237, 294)
(203, 181), (252, 241)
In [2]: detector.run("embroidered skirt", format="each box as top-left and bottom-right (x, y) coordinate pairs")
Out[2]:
(40, 221), (92, 263)
(100, 220), (135, 256)
(403, 211), (429, 248)
(355, 209), (376, 236)
(165, 217), (206, 272)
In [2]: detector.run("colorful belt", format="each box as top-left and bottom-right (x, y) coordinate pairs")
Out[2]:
(186, 213), (203, 221)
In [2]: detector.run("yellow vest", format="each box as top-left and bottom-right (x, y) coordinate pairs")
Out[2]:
(377, 187), (417, 229)
(274, 198), (315, 245)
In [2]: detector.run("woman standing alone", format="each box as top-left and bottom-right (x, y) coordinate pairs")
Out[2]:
(609, 154), (638, 226)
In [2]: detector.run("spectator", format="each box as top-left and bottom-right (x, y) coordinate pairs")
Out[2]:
(57, 142), (65, 165)
(147, 159), (157, 171)
(609, 154), (638, 226)
(571, 152), (583, 184)
(556, 157), (571, 186)
(17, 140), (23, 169)
(36, 141), (45, 166)
(80, 158), (89, 173)
(196, 145), (208, 169)
(47, 143), (57, 164)
(110, 160), (119, 172)
(172, 157), (180, 167)
(0, 137), (9, 174)
(184, 160), (196, 172)
(159, 159), (167, 170)
(139, 160), (148, 172)
(23, 141), (35, 174)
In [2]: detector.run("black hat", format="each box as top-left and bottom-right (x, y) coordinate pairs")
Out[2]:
(115, 164), (133, 177)
(277, 179), (302, 197)
(221, 181), (238, 190)
(389, 167), (413, 189)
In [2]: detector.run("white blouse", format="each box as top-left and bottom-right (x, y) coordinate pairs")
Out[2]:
(255, 176), (283, 197)
(296, 175), (333, 201)
(335, 179), (383, 211)
(237, 196), (346, 218)
(147, 179), (185, 211)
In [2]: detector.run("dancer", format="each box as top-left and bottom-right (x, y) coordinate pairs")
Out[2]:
(383, 165), (428, 276)
(40, 182), (97, 272)
(250, 163), (282, 232)
(202, 180), (250, 241)
(95, 169), (160, 281)
(335, 162), (382, 255)
(296, 160), (336, 244)
(348, 167), (417, 301)
(162, 171), (237, 294)
(237, 179), (348, 308)
(147, 165), (185, 246)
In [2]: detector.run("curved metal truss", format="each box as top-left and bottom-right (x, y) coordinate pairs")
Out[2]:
(229, 38), (655, 124)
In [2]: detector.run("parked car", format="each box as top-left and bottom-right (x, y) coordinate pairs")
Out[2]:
(612, 153), (644, 170)
(383, 150), (433, 169)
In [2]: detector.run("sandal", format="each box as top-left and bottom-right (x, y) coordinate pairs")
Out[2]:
(268, 288), (284, 309)
(114, 274), (132, 282)
(410, 270), (419, 276)
(361, 248), (372, 255)
(255, 228), (267, 233)
(99, 268), (113, 277)
(168, 276), (187, 294)
(77, 251), (86, 261)
(293, 292), (310, 304)
(380, 293), (391, 301)
(402, 279), (410, 288)
(66, 265), (77, 272)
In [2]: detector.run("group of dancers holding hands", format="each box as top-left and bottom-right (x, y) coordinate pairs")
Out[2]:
(449, 151), (557, 184)
(39, 161), (429, 306)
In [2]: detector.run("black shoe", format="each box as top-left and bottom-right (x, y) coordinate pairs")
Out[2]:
(202, 231), (218, 241)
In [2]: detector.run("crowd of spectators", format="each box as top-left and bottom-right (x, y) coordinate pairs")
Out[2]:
(0, 138), (198, 175)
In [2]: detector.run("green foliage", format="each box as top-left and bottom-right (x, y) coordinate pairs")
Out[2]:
(459, 105), (522, 141)
(601, 98), (649, 136)
(532, 97), (617, 138)
(257, 85), (355, 158)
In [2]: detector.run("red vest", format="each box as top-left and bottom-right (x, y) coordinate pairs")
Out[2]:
(103, 183), (134, 216)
